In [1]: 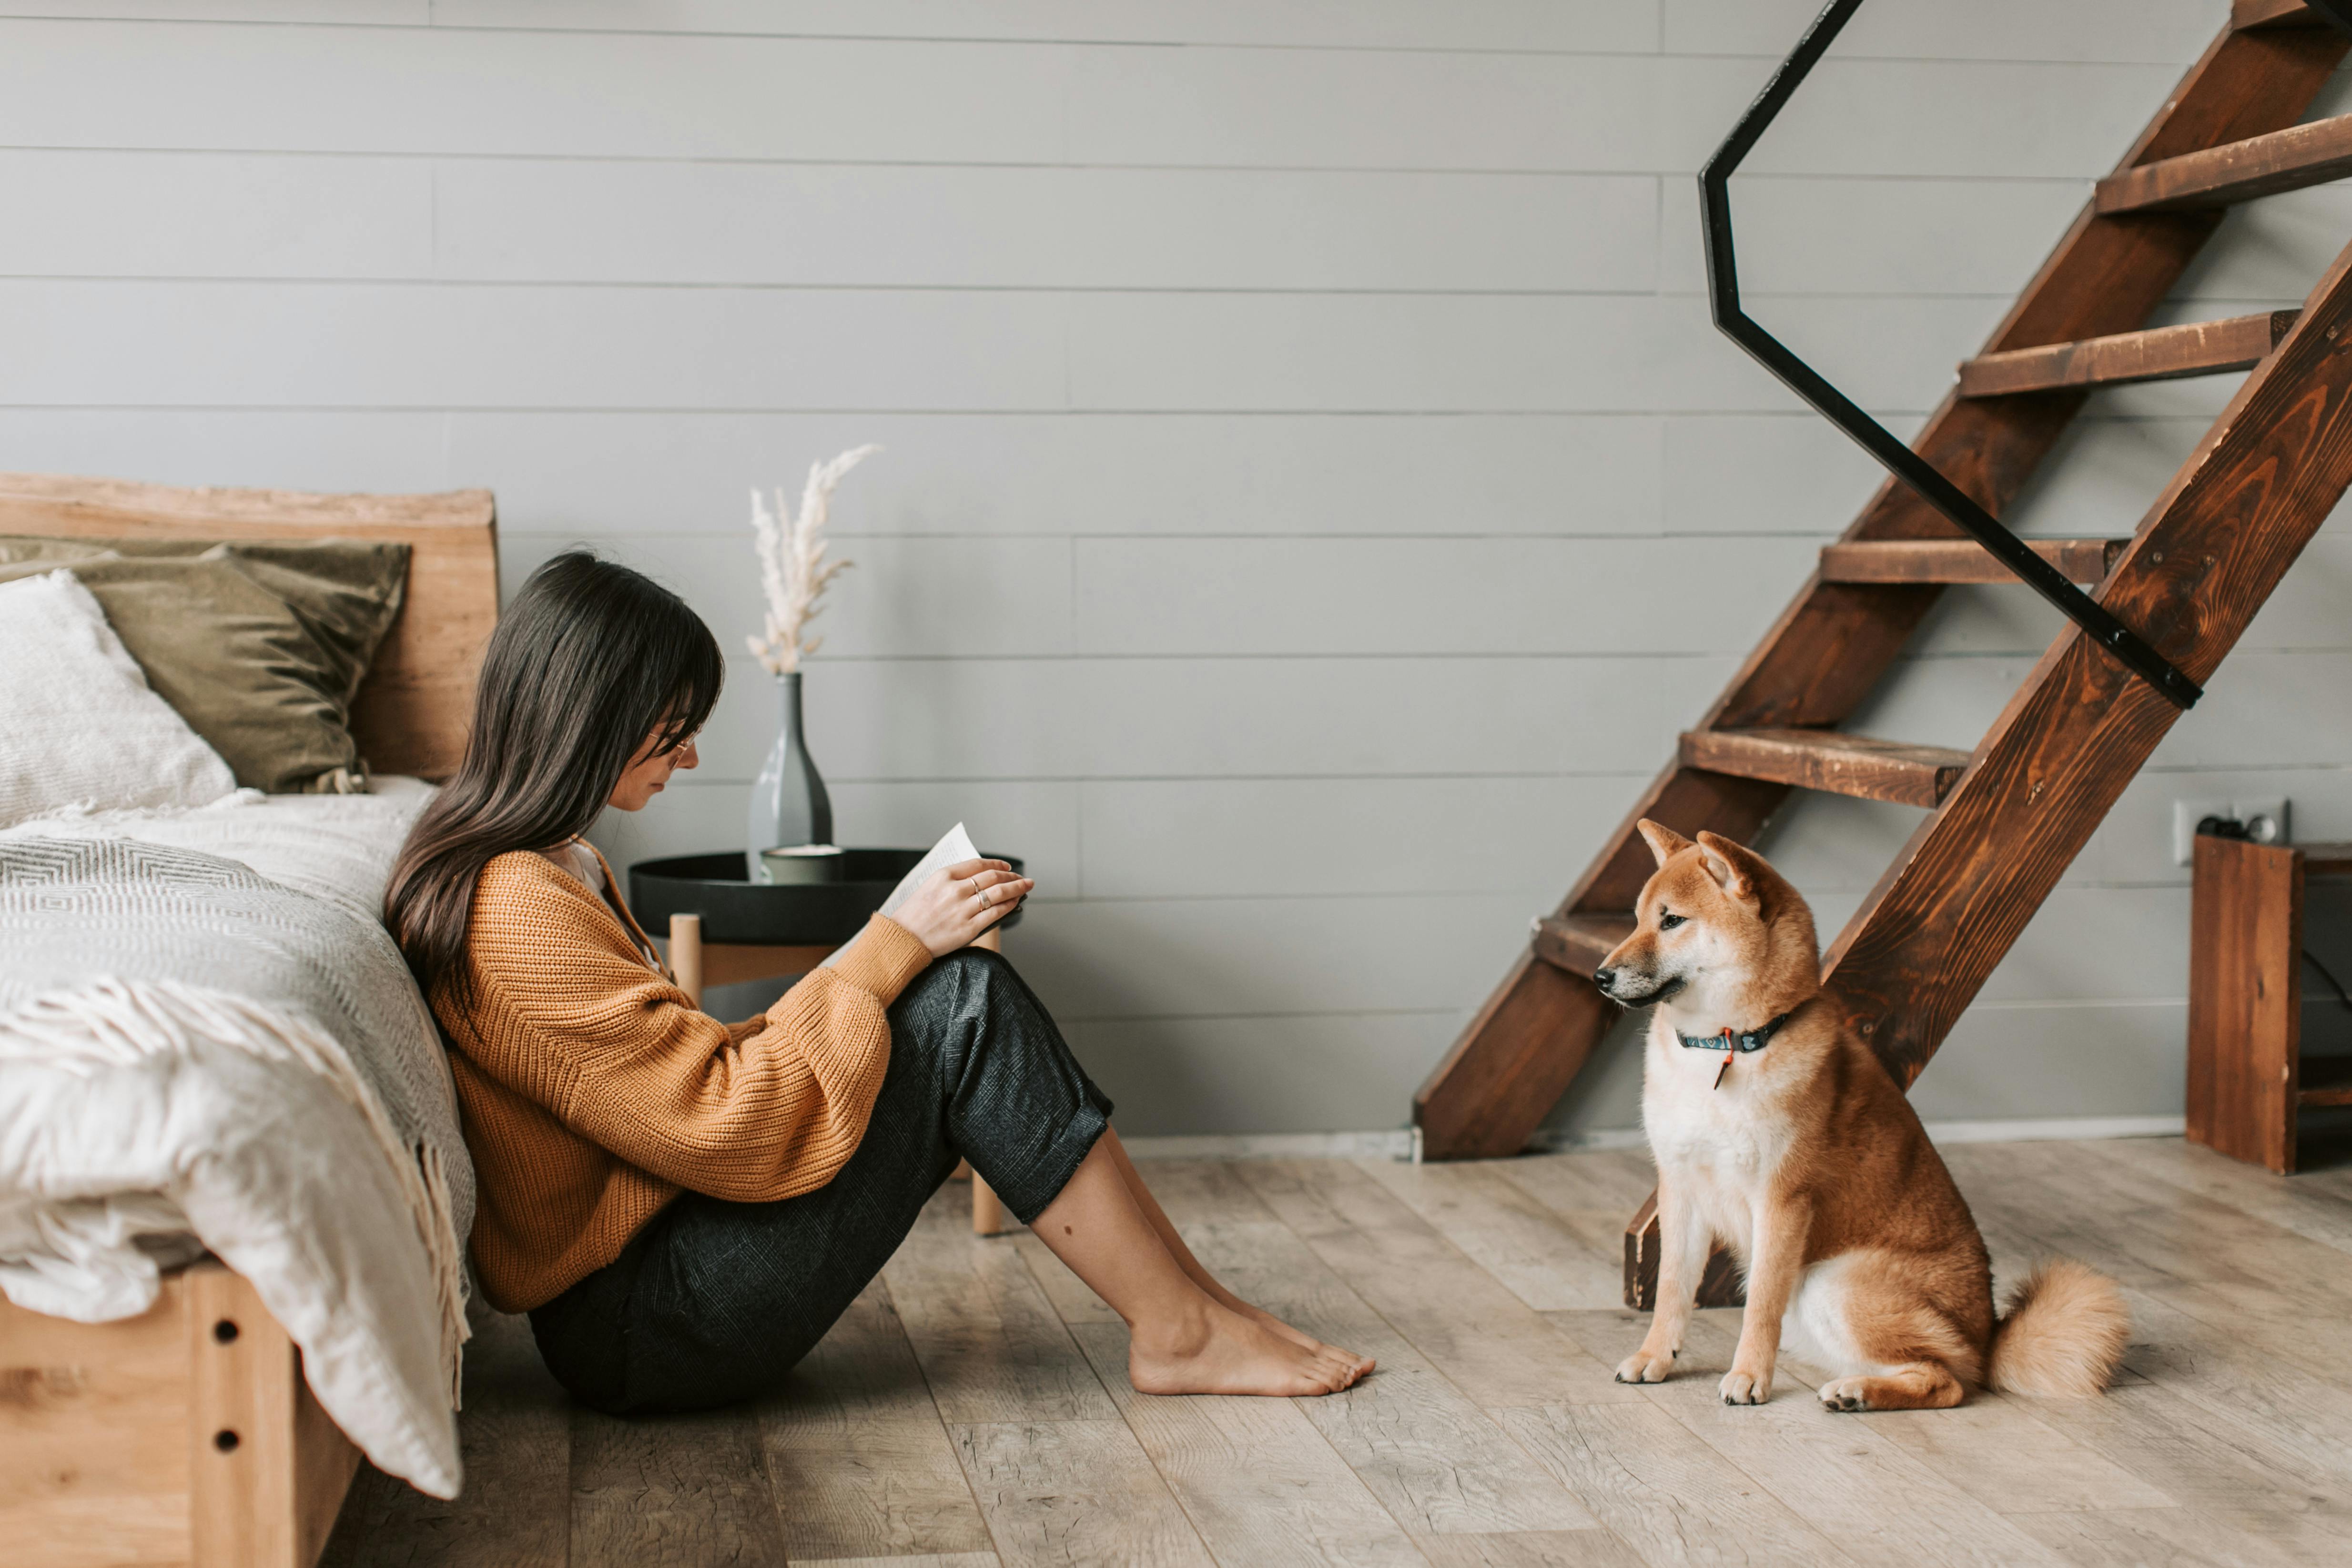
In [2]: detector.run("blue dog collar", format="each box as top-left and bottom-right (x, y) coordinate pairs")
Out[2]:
(1675, 1012), (1791, 1054)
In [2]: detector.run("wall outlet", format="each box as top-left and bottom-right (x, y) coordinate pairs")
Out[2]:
(2239, 797), (2290, 847)
(2173, 795), (2291, 865)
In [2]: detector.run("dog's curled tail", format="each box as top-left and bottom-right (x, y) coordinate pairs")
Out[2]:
(1987, 1257), (2129, 1396)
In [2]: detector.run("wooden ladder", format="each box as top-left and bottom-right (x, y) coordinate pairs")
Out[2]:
(1412, 0), (2352, 1302)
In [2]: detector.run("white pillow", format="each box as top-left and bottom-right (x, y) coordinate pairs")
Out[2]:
(0, 569), (237, 827)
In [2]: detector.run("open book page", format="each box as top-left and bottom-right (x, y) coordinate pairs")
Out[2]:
(820, 822), (979, 967)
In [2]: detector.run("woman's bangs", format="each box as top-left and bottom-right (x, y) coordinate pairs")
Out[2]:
(651, 619), (724, 754)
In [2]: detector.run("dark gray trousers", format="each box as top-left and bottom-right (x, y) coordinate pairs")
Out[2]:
(527, 948), (1111, 1415)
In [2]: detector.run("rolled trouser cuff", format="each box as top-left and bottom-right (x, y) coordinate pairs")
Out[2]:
(981, 1082), (1114, 1225)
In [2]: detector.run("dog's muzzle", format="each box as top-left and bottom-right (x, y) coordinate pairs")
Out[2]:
(1592, 967), (1683, 1006)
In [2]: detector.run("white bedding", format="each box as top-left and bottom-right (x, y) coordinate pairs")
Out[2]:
(0, 781), (473, 1498)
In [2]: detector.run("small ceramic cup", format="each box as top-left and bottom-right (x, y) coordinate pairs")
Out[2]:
(760, 843), (846, 885)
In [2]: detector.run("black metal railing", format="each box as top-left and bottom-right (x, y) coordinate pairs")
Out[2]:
(1697, 0), (2209, 709)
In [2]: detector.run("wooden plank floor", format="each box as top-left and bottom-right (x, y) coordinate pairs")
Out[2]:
(320, 1139), (2352, 1567)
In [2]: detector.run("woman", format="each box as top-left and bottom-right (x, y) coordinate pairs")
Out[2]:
(386, 553), (1368, 1414)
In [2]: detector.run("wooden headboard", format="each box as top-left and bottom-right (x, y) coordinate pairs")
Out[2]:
(0, 472), (498, 781)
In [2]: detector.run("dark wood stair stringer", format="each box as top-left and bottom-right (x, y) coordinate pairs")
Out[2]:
(2234, 0), (2329, 31)
(1413, 15), (2351, 1169)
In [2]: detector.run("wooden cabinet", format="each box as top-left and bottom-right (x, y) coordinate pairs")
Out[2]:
(2187, 835), (2352, 1173)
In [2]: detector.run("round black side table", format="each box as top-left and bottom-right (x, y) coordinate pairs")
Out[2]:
(629, 848), (1026, 998)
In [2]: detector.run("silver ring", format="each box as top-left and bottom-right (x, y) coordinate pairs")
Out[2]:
(980, 883), (996, 908)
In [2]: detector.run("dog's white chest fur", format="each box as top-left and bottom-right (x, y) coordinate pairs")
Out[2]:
(1640, 1016), (1796, 1254)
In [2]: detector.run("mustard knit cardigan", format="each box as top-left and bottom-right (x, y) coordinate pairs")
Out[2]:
(431, 848), (934, 1313)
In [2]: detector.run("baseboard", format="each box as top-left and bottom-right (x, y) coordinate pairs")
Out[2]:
(1917, 1113), (2186, 1144)
(1123, 1115), (2187, 1163)
(1523, 1128), (1652, 1153)
(1531, 1114), (2186, 1153)
(1119, 1130), (1417, 1161)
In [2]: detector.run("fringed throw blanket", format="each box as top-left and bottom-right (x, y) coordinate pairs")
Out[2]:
(0, 826), (473, 1498)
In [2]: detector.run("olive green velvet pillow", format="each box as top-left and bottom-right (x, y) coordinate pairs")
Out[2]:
(0, 536), (410, 793)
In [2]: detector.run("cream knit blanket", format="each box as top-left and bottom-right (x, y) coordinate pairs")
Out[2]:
(0, 793), (473, 1498)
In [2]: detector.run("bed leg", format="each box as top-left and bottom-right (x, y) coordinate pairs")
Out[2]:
(669, 912), (704, 1009)
(188, 1263), (360, 1568)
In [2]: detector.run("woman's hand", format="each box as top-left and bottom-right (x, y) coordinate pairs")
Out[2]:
(891, 859), (1033, 959)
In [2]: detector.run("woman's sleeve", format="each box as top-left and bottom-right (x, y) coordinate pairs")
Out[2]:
(468, 886), (934, 1202)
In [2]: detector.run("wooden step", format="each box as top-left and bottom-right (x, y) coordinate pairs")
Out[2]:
(1819, 537), (2126, 585)
(1958, 312), (2298, 397)
(2300, 1054), (2352, 1109)
(1531, 913), (1634, 978)
(2234, 0), (2330, 30)
(2099, 114), (2352, 213)
(1680, 728), (1969, 808)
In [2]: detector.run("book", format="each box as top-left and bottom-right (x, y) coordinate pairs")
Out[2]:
(820, 822), (981, 967)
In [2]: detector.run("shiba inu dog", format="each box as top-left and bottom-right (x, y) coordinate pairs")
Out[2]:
(1592, 820), (2129, 1411)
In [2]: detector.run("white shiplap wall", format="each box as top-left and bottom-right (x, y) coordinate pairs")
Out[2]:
(5, 0), (2350, 1139)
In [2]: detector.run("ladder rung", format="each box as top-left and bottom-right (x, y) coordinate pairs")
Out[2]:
(1681, 728), (1969, 808)
(2233, 0), (2328, 30)
(1959, 312), (2297, 397)
(2098, 115), (2352, 214)
(1821, 537), (2125, 585)
(1532, 913), (1634, 978)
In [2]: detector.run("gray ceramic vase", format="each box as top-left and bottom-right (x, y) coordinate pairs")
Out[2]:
(746, 671), (833, 880)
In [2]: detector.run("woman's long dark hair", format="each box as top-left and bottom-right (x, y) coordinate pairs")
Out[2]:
(386, 551), (723, 1000)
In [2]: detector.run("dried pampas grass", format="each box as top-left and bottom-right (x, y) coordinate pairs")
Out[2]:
(747, 444), (879, 675)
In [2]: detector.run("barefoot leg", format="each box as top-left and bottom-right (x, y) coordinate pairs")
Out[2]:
(1097, 1127), (1342, 1359)
(1032, 1135), (1370, 1396)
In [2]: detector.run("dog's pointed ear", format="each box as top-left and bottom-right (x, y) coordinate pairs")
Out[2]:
(1695, 831), (1767, 906)
(1637, 819), (1694, 868)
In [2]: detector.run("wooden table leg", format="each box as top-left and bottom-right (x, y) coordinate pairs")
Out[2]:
(966, 927), (1014, 1233)
(971, 1174), (1011, 1236)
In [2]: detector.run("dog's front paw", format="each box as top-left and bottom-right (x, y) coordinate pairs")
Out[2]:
(1817, 1376), (1869, 1413)
(1719, 1367), (1772, 1405)
(1615, 1347), (1677, 1385)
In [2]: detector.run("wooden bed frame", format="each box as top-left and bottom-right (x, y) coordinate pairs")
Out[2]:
(0, 472), (499, 1568)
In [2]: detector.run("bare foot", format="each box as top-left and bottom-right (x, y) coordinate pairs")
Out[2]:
(1198, 1283), (1334, 1357)
(1239, 1302), (1333, 1355)
(1130, 1301), (1374, 1396)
